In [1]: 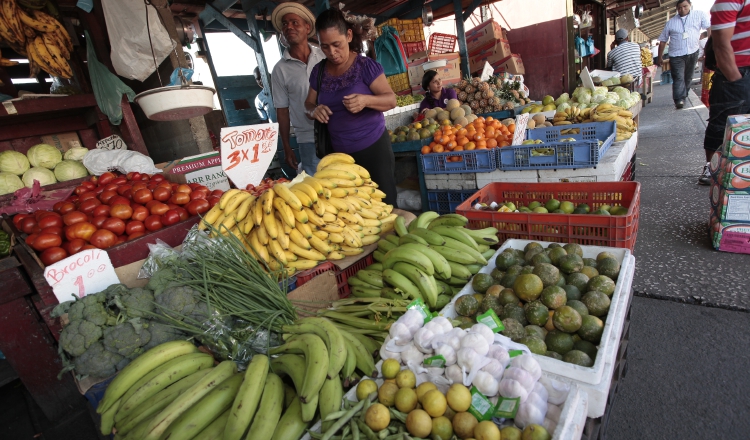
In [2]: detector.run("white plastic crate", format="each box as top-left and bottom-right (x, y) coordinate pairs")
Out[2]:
(475, 169), (540, 187)
(424, 173), (479, 190)
(440, 239), (634, 386)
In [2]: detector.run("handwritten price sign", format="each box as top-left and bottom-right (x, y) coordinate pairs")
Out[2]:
(512, 113), (530, 146)
(220, 123), (279, 189)
(44, 249), (120, 303)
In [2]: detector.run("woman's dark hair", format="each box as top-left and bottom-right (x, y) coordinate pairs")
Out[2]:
(315, 8), (364, 53)
(422, 70), (438, 91)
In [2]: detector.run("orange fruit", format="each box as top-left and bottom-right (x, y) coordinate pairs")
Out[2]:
(465, 142), (476, 150)
(486, 127), (496, 138)
(454, 145), (464, 151)
(476, 140), (487, 149)
(474, 133), (484, 142)
(487, 138), (498, 148)
(446, 141), (456, 150)
(499, 141), (510, 147)
(434, 130), (442, 138)
(457, 128), (468, 137)
(486, 116), (494, 122)
(457, 137), (469, 146)
(421, 145), (431, 154)
(508, 123), (516, 133)
(434, 144), (445, 153)
(439, 136), (449, 145)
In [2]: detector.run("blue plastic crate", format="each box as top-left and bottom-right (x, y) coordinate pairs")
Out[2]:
(420, 149), (497, 174)
(84, 376), (115, 410)
(280, 275), (297, 293)
(391, 138), (432, 153)
(427, 190), (478, 214)
(497, 121), (616, 170)
(476, 109), (515, 120)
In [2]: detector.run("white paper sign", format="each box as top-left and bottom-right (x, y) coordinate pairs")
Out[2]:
(44, 249), (120, 303)
(480, 62), (494, 82)
(96, 134), (127, 150)
(512, 113), (530, 145)
(220, 123), (279, 189)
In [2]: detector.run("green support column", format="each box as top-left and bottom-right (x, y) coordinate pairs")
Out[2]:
(242, 0), (276, 122)
(454, 0), (471, 78)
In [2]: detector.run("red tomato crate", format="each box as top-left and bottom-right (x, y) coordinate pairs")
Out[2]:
(456, 182), (641, 251)
(296, 252), (375, 298)
(428, 33), (457, 55)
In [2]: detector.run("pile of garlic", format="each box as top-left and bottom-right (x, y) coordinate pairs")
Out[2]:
(379, 309), (571, 432)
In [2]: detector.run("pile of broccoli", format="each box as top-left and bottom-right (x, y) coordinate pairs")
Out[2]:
(52, 280), (205, 379)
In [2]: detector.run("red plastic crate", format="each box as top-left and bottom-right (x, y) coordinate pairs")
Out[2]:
(456, 182), (641, 251)
(403, 41), (427, 57)
(295, 252), (375, 298)
(428, 33), (457, 55)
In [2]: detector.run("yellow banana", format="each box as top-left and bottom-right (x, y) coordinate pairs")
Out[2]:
(273, 198), (296, 227)
(295, 221), (313, 239)
(287, 259), (321, 270)
(308, 235), (332, 254)
(256, 221), (270, 245)
(328, 232), (345, 244)
(234, 194), (257, 221)
(319, 198), (338, 215)
(261, 189), (275, 214)
(18, 6), (58, 32)
(292, 208), (309, 224)
(219, 189), (241, 209)
(284, 250), (298, 262)
(274, 183), (303, 211)
(372, 189), (386, 199)
(289, 229), (311, 250)
(263, 209), (278, 239)
(311, 230), (328, 240)
(289, 242), (326, 261)
(224, 191), (252, 215)
(327, 197), (349, 212)
(302, 177), (324, 195)
(362, 226), (381, 236)
(293, 182), (318, 203)
(361, 235), (380, 246)
(330, 188), (349, 198)
(327, 178), (357, 187)
(268, 239), (287, 265)
(320, 163), (371, 179)
(249, 231), (270, 263)
(340, 246), (364, 256)
(322, 212), (337, 223)
(321, 223), (344, 234)
(304, 208), (325, 227)
(291, 188), (312, 207)
(316, 152), (355, 171)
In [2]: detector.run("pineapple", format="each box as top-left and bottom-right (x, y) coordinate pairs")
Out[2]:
(480, 99), (488, 108)
(457, 91), (468, 102)
(471, 77), (481, 87)
(457, 79), (469, 89)
(479, 82), (490, 92)
(465, 85), (475, 94)
(474, 91), (483, 101)
(491, 97), (501, 106)
(469, 100), (479, 111)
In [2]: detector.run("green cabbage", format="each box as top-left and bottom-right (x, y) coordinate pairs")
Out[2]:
(22, 167), (57, 187)
(64, 147), (89, 161)
(26, 144), (62, 169)
(613, 87), (630, 100)
(554, 93), (570, 106)
(0, 172), (24, 195)
(54, 160), (89, 182)
(0, 150), (31, 175)
(556, 102), (571, 112)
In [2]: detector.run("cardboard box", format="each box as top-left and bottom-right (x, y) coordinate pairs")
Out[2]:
(158, 151), (231, 191)
(408, 52), (461, 87)
(709, 210), (750, 254)
(491, 54), (525, 75)
(721, 115), (750, 159)
(469, 39), (513, 73)
(709, 153), (750, 190)
(466, 20), (508, 54)
(40, 132), (83, 153)
(710, 183), (750, 221)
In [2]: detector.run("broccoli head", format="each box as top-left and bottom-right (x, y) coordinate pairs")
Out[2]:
(143, 321), (186, 350)
(74, 341), (124, 378)
(60, 319), (103, 357)
(116, 287), (155, 318)
(66, 292), (115, 326)
(147, 268), (180, 296)
(100, 283), (131, 302)
(103, 322), (151, 358)
(156, 285), (202, 320)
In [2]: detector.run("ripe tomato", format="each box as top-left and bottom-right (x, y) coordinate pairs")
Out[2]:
(79, 198), (102, 215)
(25, 234), (38, 246)
(38, 214), (63, 229)
(78, 191), (98, 203)
(74, 185), (88, 195)
(206, 196), (220, 208)
(131, 182), (148, 192)
(144, 215), (163, 232)
(128, 231), (146, 240)
(99, 172), (116, 186)
(161, 209), (181, 226)
(140, 174), (151, 181)
(63, 211), (88, 226)
(173, 206), (189, 221)
(34, 210), (53, 221)
(99, 190), (118, 204)
(150, 174), (165, 183)
(188, 183), (202, 190)
(121, 188), (133, 200)
(126, 172), (142, 181)
(210, 189), (224, 198)
(156, 180), (172, 189)
(125, 220), (145, 235)
(131, 205), (149, 222)
(102, 217), (126, 235)
(65, 222), (96, 241)
(94, 186), (106, 196)
(190, 189), (208, 200)
(110, 204), (133, 220)
(186, 199), (210, 216)
(91, 215), (109, 229)
(67, 195), (79, 205)
(40, 247), (68, 265)
(153, 187), (171, 202)
(132, 188), (153, 204)
(169, 192), (190, 205)
(12, 214), (29, 229)
(109, 196), (131, 207)
(175, 184), (192, 194)
(104, 183), (119, 193)
(166, 203), (179, 210)
(41, 226), (63, 236)
(149, 202), (169, 216)
(114, 184), (131, 196)
(111, 177), (127, 186)
(81, 245), (97, 251)
(62, 238), (86, 255)
(57, 202), (76, 215)
(20, 217), (38, 234)
(170, 183), (179, 192)
(93, 205), (111, 217)
(90, 229), (117, 249)
(31, 233), (62, 251)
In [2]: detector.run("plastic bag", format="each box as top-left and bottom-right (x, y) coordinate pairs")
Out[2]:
(169, 68), (194, 86)
(375, 26), (407, 76)
(83, 149), (162, 175)
(85, 31), (135, 125)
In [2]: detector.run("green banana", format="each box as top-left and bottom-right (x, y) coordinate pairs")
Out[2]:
(348, 275), (374, 288)
(350, 332), (380, 355)
(435, 279), (451, 295)
(431, 245), (477, 265)
(319, 377), (344, 432)
(340, 340), (357, 384)
(381, 286), (406, 300)
(392, 262), (438, 308)
(295, 317), (348, 380)
(159, 373), (244, 440)
(398, 233), (429, 246)
(427, 214), (468, 228)
(482, 249), (496, 260)
(449, 276), (470, 286)
(270, 354), (319, 422)
(244, 373), (284, 440)
(385, 234), (401, 246)
(377, 239), (397, 253)
(143, 360), (238, 440)
(477, 244), (491, 253)
(122, 415), (151, 440)
(116, 352), (214, 422)
(340, 330), (377, 377)
(394, 216), (408, 237)
(414, 211), (440, 229)
(462, 227), (500, 245)
(410, 227), (446, 246)
(367, 263), (384, 271)
(448, 261), (473, 280)
(98, 340), (198, 414)
(224, 355), (269, 440)
(382, 268), (423, 301)
(407, 217), (418, 232)
(357, 269), (384, 287)
(351, 285), (383, 298)
(431, 225), (480, 251)
(382, 247), (434, 276)
(194, 409), (230, 440)
(116, 369), (211, 437)
(268, 334), (329, 404)
(271, 397), (310, 440)
(398, 242), (451, 280)
(443, 236), (487, 265)
(373, 250), (386, 263)
(467, 264), (483, 275)
(100, 399), (120, 436)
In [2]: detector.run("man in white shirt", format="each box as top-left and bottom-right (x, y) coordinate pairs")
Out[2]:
(656, 0), (711, 108)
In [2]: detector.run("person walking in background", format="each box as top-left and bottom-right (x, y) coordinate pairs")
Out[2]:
(305, 8), (399, 206)
(607, 29), (643, 84)
(657, 0), (710, 109)
(271, 2), (325, 175)
(700, 0), (750, 185)
(253, 67), (272, 122)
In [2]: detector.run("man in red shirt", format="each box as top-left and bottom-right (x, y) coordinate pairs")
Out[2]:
(701, 0), (750, 184)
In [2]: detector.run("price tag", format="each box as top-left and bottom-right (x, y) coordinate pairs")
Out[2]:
(44, 249), (120, 303)
(512, 113), (530, 145)
(220, 123), (279, 189)
(96, 134), (127, 150)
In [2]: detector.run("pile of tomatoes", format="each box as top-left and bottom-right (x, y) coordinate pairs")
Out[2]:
(245, 177), (289, 197)
(12, 171), (223, 266)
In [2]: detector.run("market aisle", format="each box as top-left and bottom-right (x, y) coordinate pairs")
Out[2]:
(607, 82), (750, 438)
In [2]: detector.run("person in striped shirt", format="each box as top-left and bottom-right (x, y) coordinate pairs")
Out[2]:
(606, 29), (643, 83)
(700, 0), (750, 184)
(657, 0), (711, 109)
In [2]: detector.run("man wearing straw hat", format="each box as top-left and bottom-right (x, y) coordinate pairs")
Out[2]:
(271, 2), (326, 175)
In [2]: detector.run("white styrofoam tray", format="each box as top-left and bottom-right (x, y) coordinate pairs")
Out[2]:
(303, 359), (589, 440)
(439, 239), (634, 386)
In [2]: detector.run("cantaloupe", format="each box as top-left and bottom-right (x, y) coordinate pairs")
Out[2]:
(450, 107), (466, 121)
(446, 99), (461, 111)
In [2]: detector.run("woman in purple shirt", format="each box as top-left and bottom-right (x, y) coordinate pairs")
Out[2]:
(305, 8), (398, 206)
(419, 70), (458, 112)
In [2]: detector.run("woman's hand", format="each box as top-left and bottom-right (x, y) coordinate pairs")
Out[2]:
(343, 94), (369, 114)
(311, 104), (333, 123)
